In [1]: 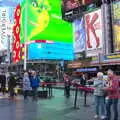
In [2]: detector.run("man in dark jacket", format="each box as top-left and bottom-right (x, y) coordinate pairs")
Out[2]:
(8, 73), (16, 100)
(1, 72), (6, 95)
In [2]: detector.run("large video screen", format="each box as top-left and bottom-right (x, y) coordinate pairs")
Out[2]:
(20, 0), (73, 44)
(62, 0), (93, 12)
(112, 1), (120, 52)
(62, 0), (79, 12)
(73, 17), (86, 53)
(28, 42), (74, 60)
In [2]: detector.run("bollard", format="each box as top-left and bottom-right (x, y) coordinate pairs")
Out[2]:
(84, 90), (87, 106)
(73, 84), (79, 109)
(83, 87), (90, 107)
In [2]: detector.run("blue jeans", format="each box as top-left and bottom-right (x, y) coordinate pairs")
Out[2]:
(94, 96), (106, 116)
(106, 98), (119, 120)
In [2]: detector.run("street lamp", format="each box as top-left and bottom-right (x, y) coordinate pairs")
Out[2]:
(24, 0), (28, 71)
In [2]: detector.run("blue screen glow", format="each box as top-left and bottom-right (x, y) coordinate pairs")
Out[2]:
(28, 42), (74, 60)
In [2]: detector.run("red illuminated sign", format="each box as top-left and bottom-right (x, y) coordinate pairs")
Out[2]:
(13, 4), (21, 63)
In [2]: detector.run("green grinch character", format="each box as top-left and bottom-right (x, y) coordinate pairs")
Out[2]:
(20, 0), (51, 42)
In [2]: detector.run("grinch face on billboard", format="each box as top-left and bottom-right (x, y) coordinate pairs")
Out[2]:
(20, 0), (73, 44)
(21, 0), (51, 41)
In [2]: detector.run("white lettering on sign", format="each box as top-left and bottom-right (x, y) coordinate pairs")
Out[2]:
(0, 8), (8, 51)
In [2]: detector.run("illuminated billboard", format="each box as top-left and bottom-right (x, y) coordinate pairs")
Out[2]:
(28, 42), (74, 60)
(112, 1), (120, 52)
(0, 7), (9, 51)
(62, 0), (93, 12)
(62, 0), (79, 12)
(20, 0), (73, 44)
(84, 9), (103, 57)
(13, 5), (21, 63)
(73, 17), (86, 53)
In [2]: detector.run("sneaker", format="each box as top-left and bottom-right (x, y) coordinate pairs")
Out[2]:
(101, 116), (106, 120)
(94, 115), (99, 119)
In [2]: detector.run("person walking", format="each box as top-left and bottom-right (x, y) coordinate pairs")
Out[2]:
(8, 73), (16, 100)
(80, 73), (87, 95)
(23, 72), (31, 101)
(1, 72), (6, 95)
(93, 72), (106, 120)
(30, 71), (40, 101)
(80, 73), (86, 86)
(64, 73), (71, 98)
(104, 70), (119, 120)
(46, 76), (52, 97)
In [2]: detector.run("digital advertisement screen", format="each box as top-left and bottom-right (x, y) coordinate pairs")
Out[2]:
(62, 0), (93, 12)
(76, 67), (97, 72)
(62, 0), (79, 12)
(20, 0), (73, 44)
(73, 17), (86, 53)
(84, 9), (103, 57)
(13, 5), (21, 63)
(28, 42), (74, 60)
(112, 1), (120, 52)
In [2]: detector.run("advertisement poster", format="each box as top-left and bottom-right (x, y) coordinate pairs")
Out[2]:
(20, 0), (73, 44)
(13, 5), (21, 63)
(0, 7), (9, 51)
(73, 18), (86, 53)
(62, 0), (93, 12)
(7, 8), (14, 52)
(112, 1), (120, 52)
(85, 9), (103, 57)
(62, 0), (79, 12)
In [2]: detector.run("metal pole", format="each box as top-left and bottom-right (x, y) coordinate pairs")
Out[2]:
(84, 90), (87, 106)
(74, 85), (78, 108)
(24, 0), (28, 71)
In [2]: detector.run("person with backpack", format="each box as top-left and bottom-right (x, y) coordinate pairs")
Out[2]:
(30, 71), (40, 101)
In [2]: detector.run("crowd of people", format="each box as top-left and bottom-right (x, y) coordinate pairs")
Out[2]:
(21, 70), (40, 101)
(0, 70), (40, 101)
(0, 69), (119, 120)
(93, 70), (119, 120)
(63, 69), (120, 120)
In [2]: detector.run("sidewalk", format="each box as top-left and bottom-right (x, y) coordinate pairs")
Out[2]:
(0, 89), (119, 120)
